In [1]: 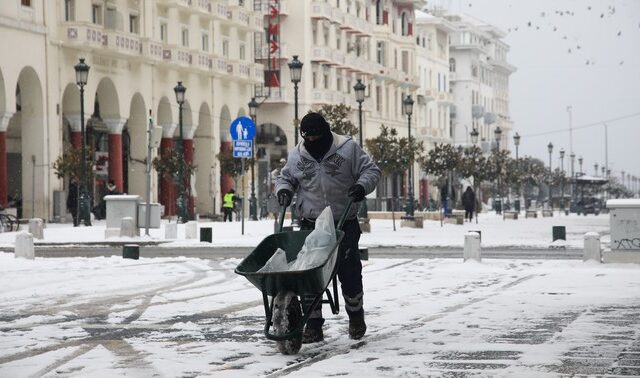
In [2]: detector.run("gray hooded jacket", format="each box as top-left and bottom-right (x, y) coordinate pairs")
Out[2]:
(276, 132), (381, 221)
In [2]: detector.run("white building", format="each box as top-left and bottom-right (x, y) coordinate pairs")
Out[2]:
(0, 0), (263, 220)
(254, 0), (421, 211)
(445, 13), (516, 152)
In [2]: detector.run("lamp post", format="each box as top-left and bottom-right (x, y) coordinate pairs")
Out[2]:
(594, 163), (599, 177)
(74, 58), (91, 227)
(494, 126), (502, 215)
(248, 97), (259, 221)
(470, 128), (479, 145)
(578, 156), (583, 176)
(288, 55), (303, 146)
(547, 142), (553, 209)
(559, 148), (565, 214)
(513, 132), (521, 211)
(403, 95), (415, 217)
(353, 79), (368, 219)
(173, 81), (188, 223)
(569, 152), (575, 210)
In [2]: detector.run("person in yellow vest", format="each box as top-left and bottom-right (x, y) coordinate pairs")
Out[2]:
(223, 189), (236, 222)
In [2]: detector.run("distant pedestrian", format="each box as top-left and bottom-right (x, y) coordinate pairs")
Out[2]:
(462, 186), (475, 222)
(95, 180), (121, 219)
(67, 177), (79, 226)
(223, 189), (236, 222)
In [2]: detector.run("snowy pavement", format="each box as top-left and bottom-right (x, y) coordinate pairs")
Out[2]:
(0, 213), (611, 251)
(1, 254), (639, 376)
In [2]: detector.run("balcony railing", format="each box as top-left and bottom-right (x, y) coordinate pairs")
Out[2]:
(258, 0), (288, 16)
(105, 30), (143, 57)
(310, 47), (335, 64)
(310, 1), (332, 20)
(263, 87), (287, 103)
(255, 42), (289, 60)
(64, 24), (106, 49)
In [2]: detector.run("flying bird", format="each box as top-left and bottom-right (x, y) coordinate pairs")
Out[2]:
(527, 21), (531, 27)
(620, 61), (624, 65)
(617, 31), (622, 36)
(553, 26), (557, 32)
(586, 60), (590, 65)
(568, 48), (572, 53)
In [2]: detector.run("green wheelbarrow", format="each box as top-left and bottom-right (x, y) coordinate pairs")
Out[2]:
(235, 200), (353, 354)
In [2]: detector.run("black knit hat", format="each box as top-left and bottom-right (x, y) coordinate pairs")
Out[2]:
(300, 112), (330, 137)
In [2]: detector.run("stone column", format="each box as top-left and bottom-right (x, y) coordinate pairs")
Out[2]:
(104, 118), (127, 192)
(183, 138), (194, 217)
(159, 123), (177, 216)
(0, 112), (12, 208)
(65, 114), (87, 148)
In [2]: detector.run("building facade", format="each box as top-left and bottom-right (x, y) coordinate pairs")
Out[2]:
(445, 14), (515, 151)
(0, 0), (263, 220)
(254, 0), (421, 211)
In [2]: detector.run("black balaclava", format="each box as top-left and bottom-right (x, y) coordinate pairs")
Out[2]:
(300, 112), (333, 161)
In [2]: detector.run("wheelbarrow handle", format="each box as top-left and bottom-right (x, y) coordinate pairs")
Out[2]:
(278, 198), (354, 233)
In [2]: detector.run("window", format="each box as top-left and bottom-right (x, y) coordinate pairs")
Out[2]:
(400, 12), (409, 36)
(376, 0), (383, 25)
(376, 41), (385, 65)
(336, 34), (341, 50)
(449, 58), (456, 72)
(181, 27), (189, 47)
(64, 0), (75, 21)
(202, 32), (209, 51)
(337, 76), (342, 92)
(104, 6), (117, 29)
(401, 51), (409, 74)
(323, 65), (330, 89)
(239, 43), (246, 60)
(21, 0), (31, 6)
(312, 70), (318, 88)
(222, 39), (229, 57)
(160, 21), (168, 43)
(376, 85), (382, 112)
(92, 4), (102, 25)
(471, 64), (478, 77)
(438, 73), (441, 91)
(323, 25), (329, 46)
(129, 14), (139, 34)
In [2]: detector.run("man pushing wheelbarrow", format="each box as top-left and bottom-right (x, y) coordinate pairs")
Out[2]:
(235, 112), (380, 354)
(275, 112), (381, 343)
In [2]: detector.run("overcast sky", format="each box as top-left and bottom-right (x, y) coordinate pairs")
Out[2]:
(430, 0), (640, 182)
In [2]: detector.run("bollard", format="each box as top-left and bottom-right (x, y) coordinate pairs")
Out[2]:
(123, 244), (140, 259)
(552, 226), (566, 241)
(583, 232), (601, 262)
(14, 232), (35, 260)
(463, 232), (481, 262)
(200, 227), (212, 243)
(28, 218), (44, 239)
(185, 221), (198, 239)
(165, 223), (178, 239)
(120, 217), (137, 238)
(359, 248), (369, 261)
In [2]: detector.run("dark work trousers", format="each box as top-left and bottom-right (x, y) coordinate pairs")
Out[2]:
(300, 217), (363, 329)
(465, 208), (474, 221)
(223, 207), (233, 222)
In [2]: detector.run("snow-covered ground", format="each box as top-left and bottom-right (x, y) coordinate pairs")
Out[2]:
(0, 213), (610, 250)
(1, 254), (639, 376)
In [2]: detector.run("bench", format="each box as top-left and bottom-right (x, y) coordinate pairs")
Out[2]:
(542, 209), (554, 217)
(525, 210), (537, 218)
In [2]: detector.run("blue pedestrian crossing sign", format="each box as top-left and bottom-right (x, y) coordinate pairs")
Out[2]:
(229, 116), (256, 141)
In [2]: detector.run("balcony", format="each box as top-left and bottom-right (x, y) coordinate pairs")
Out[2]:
(310, 1), (332, 20)
(331, 8), (344, 25)
(63, 23), (106, 50)
(104, 30), (143, 58)
(310, 47), (335, 64)
(255, 42), (289, 60)
(228, 7), (252, 30)
(437, 92), (452, 104)
(423, 88), (437, 101)
(488, 58), (516, 73)
(332, 50), (346, 67)
(258, 0), (288, 16)
(263, 87), (287, 103)
(194, 52), (213, 72)
(212, 2), (228, 21)
(161, 46), (194, 67)
(311, 89), (346, 105)
(195, 0), (212, 13)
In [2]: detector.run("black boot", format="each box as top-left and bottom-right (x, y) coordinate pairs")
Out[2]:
(348, 311), (367, 340)
(302, 326), (324, 343)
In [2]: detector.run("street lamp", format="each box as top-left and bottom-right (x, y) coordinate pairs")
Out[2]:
(494, 126), (503, 215)
(578, 156), (583, 175)
(470, 128), (479, 145)
(547, 142), (553, 209)
(288, 55), (303, 146)
(353, 78), (368, 219)
(559, 148), (565, 214)
(74, 58), (91, 227)
(173, 81), (188, 223)
(569, 152), (575, 210)
(513, 132), (520, 160)
(248, 97), (259, 221)
(403, 95), (415, 217)
(594, 163), (599, 177)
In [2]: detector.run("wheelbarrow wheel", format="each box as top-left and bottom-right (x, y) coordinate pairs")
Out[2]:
(273, 291), (303, 355)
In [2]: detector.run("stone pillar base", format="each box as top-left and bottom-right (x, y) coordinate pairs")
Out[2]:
(400, 216), (423, 229)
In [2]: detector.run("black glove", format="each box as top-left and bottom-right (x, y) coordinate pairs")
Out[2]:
(277, 189), (293, 207)
(348, 184), (366, 202)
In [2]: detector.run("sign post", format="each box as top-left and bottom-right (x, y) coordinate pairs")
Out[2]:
(229, 116), (256, 235)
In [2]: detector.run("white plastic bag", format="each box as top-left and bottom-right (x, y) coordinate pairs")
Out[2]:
(257, 248), (289, 273)
(289, 206), (337, 271)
